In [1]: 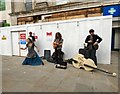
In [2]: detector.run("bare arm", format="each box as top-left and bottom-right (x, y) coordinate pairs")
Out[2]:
(34, 44), (39, 52)
(20, 47), (27, 50)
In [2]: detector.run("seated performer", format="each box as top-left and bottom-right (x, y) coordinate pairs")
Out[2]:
(84, 29), (102, 66)
(21, 37), (44, 66)
(53, 32), (63, 67)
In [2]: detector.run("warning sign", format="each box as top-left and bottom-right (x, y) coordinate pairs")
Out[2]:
(20, 33), (26, 39)
(2, 35), (7, 40)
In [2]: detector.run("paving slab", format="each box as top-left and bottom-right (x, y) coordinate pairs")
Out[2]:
(2, 51), (118, 92)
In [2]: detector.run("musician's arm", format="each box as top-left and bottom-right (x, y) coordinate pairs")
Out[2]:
(59, 42), (63, 46)
(96, 35), (102, 43)
(94, 35), (102, 45)
(58, 39), (63, 46)
(85, 36), (90, 43)
(20, 46), (27, 50)
(34, 44), (39, 52)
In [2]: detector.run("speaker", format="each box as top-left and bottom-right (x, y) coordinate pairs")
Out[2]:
(44, 50), (51, 60)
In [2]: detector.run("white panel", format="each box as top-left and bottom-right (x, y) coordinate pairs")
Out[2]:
(27, 25), (43, 56)
(84, 18), (112, 64)
(97, 18), (112, 64)
(79, 20), (88, 48)
(27, 24), (58, 57)
(0, 28), (12, 56)
(58, 22), (80, 58)
(0, 16), (112, 64)
(19, 31), (27, 56)
(39, 24), (58, 56)
(11, 32), (20, 56)
(10, 25), (27, 32)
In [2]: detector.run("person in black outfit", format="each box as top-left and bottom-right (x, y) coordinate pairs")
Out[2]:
(85, 29), (102, 66)
(29, 32), (35, 42)
(53, 32), (63, 67)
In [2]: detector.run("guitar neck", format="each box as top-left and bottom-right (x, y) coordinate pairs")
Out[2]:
(84, 64), (113, 75)
(70, 58), (115, 76)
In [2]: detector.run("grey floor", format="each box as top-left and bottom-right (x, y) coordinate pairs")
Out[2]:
(2, 51), (119, 92)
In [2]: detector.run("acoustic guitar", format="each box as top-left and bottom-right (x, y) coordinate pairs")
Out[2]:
(93, 44), (99, 50)
(71, 54), (117, 77)
(53, 42), (58, 49)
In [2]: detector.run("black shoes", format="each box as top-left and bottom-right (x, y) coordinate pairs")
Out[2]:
(55, 64), (67, 69)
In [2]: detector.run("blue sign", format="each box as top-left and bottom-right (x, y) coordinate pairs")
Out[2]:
(103, 4), (120, 17)
(20, 40), (26, 44)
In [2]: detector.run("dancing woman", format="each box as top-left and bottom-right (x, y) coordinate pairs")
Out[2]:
(21, 37), (44, 66)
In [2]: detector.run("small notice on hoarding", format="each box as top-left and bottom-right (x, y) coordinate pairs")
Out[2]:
(20, 40), (26, 44)
(2, 35), (7, 40)
(20, 33), (26, 39)
(46, 32), (52, 41)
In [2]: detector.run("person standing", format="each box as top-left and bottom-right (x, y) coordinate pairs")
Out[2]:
(21, 37), (44, 66)
(85, 29), (102, 66)
(29, 32), (35, 42)
(53, 32), (63, 67)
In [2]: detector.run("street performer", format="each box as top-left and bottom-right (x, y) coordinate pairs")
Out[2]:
(53, 32), (63, 67)
(84, 29), (102, 66)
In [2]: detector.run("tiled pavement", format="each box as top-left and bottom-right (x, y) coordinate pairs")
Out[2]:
(2, 51), (119, 92)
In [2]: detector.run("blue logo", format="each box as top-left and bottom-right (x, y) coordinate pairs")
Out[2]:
(20, 40), (26, 44)
(103, 5), (120, 17)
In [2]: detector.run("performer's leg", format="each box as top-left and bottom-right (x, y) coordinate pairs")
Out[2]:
(91, 49), (97, 66)
(57, 49), (62, 65)
(54, 49), (58, 64)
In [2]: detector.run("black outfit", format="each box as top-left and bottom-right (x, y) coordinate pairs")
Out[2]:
(30, 35), (35, 42)
(54, 39), (63, 65)
(85, 34), (102, 65)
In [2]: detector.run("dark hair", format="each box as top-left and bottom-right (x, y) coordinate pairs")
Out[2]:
(89, 29), (94, 33)
(55, 32), (62, 40)
(29, 32), (32, 34)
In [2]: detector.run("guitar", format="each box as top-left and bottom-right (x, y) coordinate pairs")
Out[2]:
(71, 54), (117, 77)
(53, 42), (58, 49)
(93, 44), (99, 50)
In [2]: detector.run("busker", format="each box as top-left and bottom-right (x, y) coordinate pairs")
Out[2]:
(84, 29), (102, 66)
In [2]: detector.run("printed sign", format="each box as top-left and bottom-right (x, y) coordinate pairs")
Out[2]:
(20, 33), (26, 39)
(2, 35), (6, 40)
(103, 5), (120, 17)
(46, 32), (52, 36)
(46, 32), (52, 41)
(20, 40), (26, 44)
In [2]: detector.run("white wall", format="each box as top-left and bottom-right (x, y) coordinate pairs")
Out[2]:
(0, 16), (112, 64)
(0, 28), (12, 56)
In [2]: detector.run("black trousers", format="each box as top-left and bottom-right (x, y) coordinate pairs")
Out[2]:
(54, 48), (63, 64)
(86, 45), (97, 66)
